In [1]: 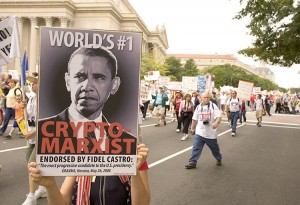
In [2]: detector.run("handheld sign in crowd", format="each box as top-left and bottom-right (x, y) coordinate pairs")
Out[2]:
(37, 27), (141, 176)
(237, 80), (254, 100)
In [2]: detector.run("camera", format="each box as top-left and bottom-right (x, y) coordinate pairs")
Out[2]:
(28, 120), (36, 127)
(203, 120), (209, 125)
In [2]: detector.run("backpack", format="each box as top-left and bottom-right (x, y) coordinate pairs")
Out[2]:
(210, 98), (217, 105)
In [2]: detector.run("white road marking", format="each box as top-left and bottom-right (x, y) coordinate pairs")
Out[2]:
(246, 123), (300, 129)
(148, 121), (299, 168)
(0, 146), (27, 153)
(148, 128), (232, 168)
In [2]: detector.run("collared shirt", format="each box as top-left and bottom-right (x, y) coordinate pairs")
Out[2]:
(68, 104), (106, 151)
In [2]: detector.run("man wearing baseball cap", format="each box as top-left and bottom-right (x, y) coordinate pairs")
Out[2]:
(152, 86), (169, 126)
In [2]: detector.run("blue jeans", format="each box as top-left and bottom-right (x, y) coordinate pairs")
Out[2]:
(0, 107), (15, 134)
(189, 134), (222, 165)
(239, 110), (246, 123)
(230, 111), (239, 133)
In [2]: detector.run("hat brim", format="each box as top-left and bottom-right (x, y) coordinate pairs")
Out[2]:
(27, 76), (38, 83)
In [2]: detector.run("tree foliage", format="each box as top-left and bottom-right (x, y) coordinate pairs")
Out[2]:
(140, 53), (167, 79)
(235, 0), (300, 67)
(199, 64), (278, 91)
(181, 58), (199, 76)
(164, 57), (183, 81)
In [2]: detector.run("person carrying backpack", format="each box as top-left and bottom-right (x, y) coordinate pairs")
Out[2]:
(225, 90), (241, 137)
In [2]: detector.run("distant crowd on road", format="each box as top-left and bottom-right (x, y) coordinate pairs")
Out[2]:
(140, 86), (300, 138)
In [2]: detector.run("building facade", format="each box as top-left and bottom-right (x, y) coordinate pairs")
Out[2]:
(167, 54), (275, 82)
(0, 0), (168, 73)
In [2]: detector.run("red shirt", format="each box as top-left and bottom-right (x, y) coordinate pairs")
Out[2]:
(175, 96), (183, 111)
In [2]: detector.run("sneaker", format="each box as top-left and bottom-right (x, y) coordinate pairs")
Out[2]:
(4, 135), (11, 140)
(176, 129), (180, 133)
(231, 133), (235, 137)
(35, 186), (47, 199)
(22, 195), (37, 205)
(185, 163), (196, 169)
(17, 131), (23, 135)
(258, 124), (262, 127)
(142, 118), (145, 121)
(154, 124), (160, 127)
(216, 160), (222, 166)
(163, 121), (167, 126)
(181, 134), (188, 141)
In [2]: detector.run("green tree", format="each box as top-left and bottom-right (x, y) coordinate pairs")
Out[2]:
(199, 64), (278, 91)
(181, 58), (199, 76)
(164, 56), (183, 81)
(140, 53), (167, 79)
(278, 87), (287, 93)
(235, 0), (300, 66)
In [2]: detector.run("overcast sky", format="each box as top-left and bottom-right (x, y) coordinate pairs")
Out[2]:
(129, 0), (300, 88)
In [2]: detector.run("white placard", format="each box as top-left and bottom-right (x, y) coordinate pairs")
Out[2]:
(237, 80), (254, 100)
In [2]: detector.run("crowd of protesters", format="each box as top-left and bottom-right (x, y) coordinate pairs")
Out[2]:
(140, 85), (300, 140)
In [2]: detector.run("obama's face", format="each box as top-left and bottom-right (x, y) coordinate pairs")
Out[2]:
(65, 54), (120, 120)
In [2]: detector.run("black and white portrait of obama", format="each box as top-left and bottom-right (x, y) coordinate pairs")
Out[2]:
(38, 46), (136, 155)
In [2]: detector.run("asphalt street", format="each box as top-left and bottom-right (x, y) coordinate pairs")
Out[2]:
(0, 110), (300, 205)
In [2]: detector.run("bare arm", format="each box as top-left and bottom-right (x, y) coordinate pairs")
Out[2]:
(212, 117), (221, 129)
(190, 119), (198, 134)
(29, 162), (75, 205)
(131, 144), (150, 205)
(131, 170), (150, 205)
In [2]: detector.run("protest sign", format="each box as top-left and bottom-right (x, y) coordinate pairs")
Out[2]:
(158, 76), (170, 87)
(17, 119), (27, 134)
(37, 27), (141, 176)
(252, 87), (261, 94)
(182, 76), (197, 92)
(197, 75), (206, 94)
(140, 82), (149, 101)
(0, 16), (21, 66)
(237, 80), (254, 100)
(167, 81), (182, 91)
(144, 70), (160, 81)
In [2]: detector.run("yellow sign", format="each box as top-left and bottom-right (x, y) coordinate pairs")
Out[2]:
(17, 119), (27, 135)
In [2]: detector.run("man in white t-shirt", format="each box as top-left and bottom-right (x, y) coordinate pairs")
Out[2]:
(185, 92), (222, 169)
(226, 90), (241, 137)
(254, 94), (265, 127)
